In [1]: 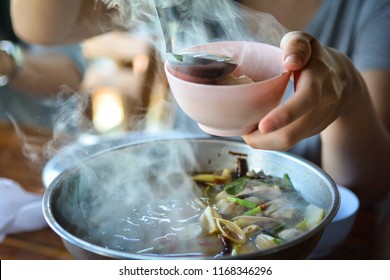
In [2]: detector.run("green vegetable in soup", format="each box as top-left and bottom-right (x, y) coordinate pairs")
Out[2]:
(226, 197), (257, 209)
(224, 176), (249, 195)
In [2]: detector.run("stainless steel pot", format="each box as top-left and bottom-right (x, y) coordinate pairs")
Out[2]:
(43, 138), (339, 259)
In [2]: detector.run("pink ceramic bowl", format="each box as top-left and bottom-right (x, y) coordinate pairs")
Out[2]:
(165, 41), (291, 136)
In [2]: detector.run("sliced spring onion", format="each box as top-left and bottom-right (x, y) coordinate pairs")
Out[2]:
(243, 206), (262, 216)
(272, 223), (286, 233)
(226, 197), (257, 209)
(283, 173), (294, 189)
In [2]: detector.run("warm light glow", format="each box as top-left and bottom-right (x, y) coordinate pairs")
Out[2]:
(132, 54), (149, 74)
(92, 87), (125, 133)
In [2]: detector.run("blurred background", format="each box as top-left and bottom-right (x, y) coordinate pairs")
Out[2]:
(79, 30), (174, 136)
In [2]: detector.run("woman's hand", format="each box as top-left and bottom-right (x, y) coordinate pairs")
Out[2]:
(242, 31), (354, 150)
(243, 31), (390, 206)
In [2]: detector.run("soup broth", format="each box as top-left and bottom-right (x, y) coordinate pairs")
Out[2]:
(67, 156), (325, 258)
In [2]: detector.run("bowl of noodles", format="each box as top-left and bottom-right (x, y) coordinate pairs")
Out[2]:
(43, 138), (339, 259)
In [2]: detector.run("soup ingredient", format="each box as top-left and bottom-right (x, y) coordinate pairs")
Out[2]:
(278, 228), (304, 241)
(256, 233), (283, 250)
(188, 163), (326, 256)
(305, 204), (326, 229)
(232, 215), (281, 229)
(199, 206), (222, 234)
(214, 218), (246, 244)
(226, 197), (257, 209)
(224, 176), (250, 195)
(295, 204), (326, 230)
(192, 173), (230, 184)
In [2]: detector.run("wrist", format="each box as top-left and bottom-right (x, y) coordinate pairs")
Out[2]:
(0, 40), (25, 86)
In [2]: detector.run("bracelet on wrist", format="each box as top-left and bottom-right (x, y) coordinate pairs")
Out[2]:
(0, 40), (25, 86)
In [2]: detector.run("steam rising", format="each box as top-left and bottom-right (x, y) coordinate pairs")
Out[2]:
(5, 86), (92, 168)
(98, 0), (287, 54)
(55, 140), (207, 255)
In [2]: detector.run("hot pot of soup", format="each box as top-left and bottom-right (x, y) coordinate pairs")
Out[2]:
(43, 138), (339, 259)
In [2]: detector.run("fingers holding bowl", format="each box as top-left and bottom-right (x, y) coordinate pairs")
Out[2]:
(280, 31), (315, 71)
(245, 32), (349, 150)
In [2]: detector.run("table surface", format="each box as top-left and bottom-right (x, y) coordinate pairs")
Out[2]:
(1, 122), (389, 260)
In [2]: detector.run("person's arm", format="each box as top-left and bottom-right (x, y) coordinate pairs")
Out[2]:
(321, 69), (390, 207)
(10, 0), (115, 45)
(0, 44), (83, 96)
(11, 51), (82, 96)
(242, 32), (390, 206)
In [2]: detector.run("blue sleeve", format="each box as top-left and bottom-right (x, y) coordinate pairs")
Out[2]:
(353, 0), (390, 71)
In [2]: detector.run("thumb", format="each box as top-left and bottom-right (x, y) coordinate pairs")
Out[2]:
(280, 31), (314, 71)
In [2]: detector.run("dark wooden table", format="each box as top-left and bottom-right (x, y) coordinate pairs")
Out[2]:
(0, 122), (389, 260)
(0, 122), (71, 259)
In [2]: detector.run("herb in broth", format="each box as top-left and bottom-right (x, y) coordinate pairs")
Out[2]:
(224, 176), (250, 195)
